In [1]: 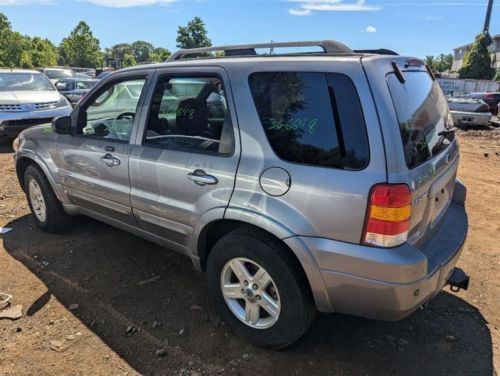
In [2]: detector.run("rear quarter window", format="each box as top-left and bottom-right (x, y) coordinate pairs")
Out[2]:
(249, 72), (369, 170)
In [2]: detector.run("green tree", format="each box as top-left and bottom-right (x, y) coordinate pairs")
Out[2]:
(494, 71), (500, 81)
(59, 21), (101, 68)
(459, 32), (495, 80)
(425, 54), (453, 73)
(110, 43), (133, 60)
(30, 37), (58, 67)
(131, 40), (154, 63)
(0, 13), (11, 63)
(0, 13), (26, 68)
(122, 53), (137, 67)
(149, 47), (170, 62)
(176, 16), (211, 49)
(425, 56), (436, 71)
(434, 54), (453, 72)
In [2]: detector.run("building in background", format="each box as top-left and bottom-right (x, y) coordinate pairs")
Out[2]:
(452, 34), (500, 72)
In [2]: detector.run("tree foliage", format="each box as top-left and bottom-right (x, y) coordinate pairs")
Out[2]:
(176, 16), (211, 49)
(0, 12), (197, 70)
(131, 40), (154, 63)
(150, 47), (171, 62)
(105, 42), (170, 68)
(459, 32), (495, 80)
(30, 37), (58, 67)
(59, 21), (101, 68)
(425, 54), (454, 73)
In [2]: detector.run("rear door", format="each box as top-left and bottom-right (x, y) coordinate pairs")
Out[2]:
(129, 67), (240, 254)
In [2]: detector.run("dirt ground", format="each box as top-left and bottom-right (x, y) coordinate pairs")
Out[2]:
(0, 129), (499, 376)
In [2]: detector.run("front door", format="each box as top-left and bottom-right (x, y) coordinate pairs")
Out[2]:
(57, 73), (150, 225)
(129, 68), (240, 254)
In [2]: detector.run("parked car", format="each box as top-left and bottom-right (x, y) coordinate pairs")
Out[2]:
(13, 41), (469, 349)
(0, 69), (72, 139)
(466, 92), (500, 115)
(38, 68), (75, 84)
(55, 78), (100, 106)
(96, 71), (113, 80)
(446, 96), (492, 127)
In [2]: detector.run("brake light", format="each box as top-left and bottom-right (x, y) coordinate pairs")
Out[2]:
(362, 184), (412, 248)
(405, 59), (424, 68)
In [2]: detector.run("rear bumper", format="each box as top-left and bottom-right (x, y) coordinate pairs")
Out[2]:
(297, 180), (468, 320)
(450, 110), (491, 127)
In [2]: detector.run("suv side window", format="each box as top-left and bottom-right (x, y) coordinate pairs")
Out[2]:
(79, 78), (146, 142)
(143, 75), (234, 155)
(249, 72), (369, 170)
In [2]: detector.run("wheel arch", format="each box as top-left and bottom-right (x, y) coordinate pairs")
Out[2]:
(15, 155), (65, 203)
(196, 215), (332, 312)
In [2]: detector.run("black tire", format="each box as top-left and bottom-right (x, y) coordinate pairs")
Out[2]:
(24, 165), (73, 233)
(206, 228), (316, 349)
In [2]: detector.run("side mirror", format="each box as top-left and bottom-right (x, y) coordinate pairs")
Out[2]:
(52, 116), (72, 135)
(56, 82), (67, 91)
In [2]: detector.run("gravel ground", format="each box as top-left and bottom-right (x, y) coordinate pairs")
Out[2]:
(0, 128), (499, 376)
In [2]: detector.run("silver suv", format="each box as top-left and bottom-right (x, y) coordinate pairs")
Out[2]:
(13, 41), (469, 349)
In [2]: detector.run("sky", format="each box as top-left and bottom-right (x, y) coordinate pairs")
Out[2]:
(0, 0), (499, 58)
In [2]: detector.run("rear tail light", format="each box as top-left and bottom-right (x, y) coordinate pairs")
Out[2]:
(362, 184), (412, 248)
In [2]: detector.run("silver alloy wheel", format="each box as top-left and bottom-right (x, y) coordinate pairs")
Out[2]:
(28, 179), (47, 223)
(220, 257), (281, 329)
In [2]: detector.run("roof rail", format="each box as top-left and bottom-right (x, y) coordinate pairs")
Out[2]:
(167, 40), (354, 61)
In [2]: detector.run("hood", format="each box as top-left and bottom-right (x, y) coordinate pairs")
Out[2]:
(0, 91), (62, 104)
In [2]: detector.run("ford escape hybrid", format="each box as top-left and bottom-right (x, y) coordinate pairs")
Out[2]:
(13, 41), (470, 349)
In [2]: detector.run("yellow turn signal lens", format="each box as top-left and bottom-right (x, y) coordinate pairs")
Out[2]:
(370, 205), (411, 222)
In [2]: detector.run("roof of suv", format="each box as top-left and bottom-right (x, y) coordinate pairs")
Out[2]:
(118, 40), (401, 73)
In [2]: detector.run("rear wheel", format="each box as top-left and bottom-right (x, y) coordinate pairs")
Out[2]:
(24, 165), (73, 233)
(206, 228), (316, 349)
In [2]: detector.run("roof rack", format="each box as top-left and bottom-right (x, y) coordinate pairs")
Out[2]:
(167, 40), (354, 61)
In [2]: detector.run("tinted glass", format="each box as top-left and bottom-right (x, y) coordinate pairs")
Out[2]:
(0, 73), (54, 91)
(45, 69), (74, 80)
(76, 80), (98, 90)
(143, 76), (233, 155)
(249, 72), (368, 170)
(80, 78), (146, 142)
(387, 71), (454, 169)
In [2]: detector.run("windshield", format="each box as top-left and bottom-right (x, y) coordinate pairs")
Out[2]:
(76, 80), (98, 90)
(387, 71), (454, 169)
(45, 69), (74, 80)
(0, 73), (54, 92)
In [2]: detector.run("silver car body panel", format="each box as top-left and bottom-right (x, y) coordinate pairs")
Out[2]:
(14, 55), (468, 320)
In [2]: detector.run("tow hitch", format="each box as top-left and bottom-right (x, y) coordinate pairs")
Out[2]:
(446, 267), (470, 292)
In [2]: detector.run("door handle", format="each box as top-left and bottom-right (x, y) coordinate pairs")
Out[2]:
(187, 170), (218, 186)
(101, 153), (120, 167)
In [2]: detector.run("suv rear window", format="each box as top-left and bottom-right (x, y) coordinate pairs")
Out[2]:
(387, 71), (454, 169)
(249, 72), (369, 170)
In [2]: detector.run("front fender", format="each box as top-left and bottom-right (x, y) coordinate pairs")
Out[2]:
(15, 135), (69, 204)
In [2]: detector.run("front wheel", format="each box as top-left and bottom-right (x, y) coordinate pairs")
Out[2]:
(24, 165), (73, 233)
(206, 229), (316, 349)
